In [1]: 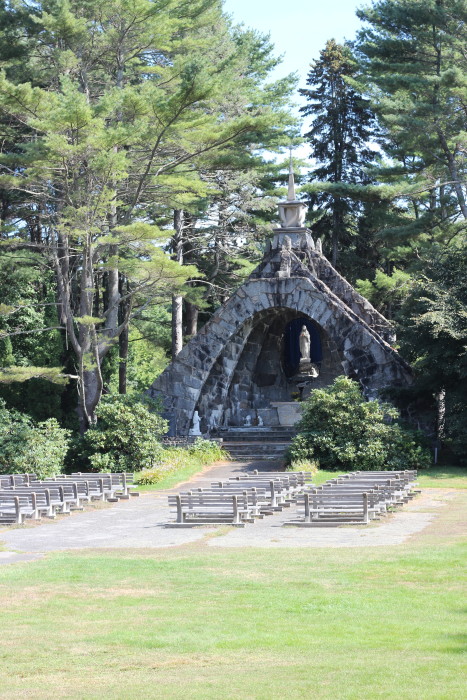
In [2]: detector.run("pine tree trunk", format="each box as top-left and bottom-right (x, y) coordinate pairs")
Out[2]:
(77, 364), (103, 434)
(172, 295), (183, 358)
(331, 197), (340, 267)
(172, 209), (184, 359)
(436, 128), (467, 219)
(118, 275), (130, 395)
(185, 301), (198, 337)
(118, 324), (129, 394)
(436, 388), (446, 441)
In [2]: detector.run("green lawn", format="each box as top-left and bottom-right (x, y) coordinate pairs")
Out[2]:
(136, 463), (467, 492)
(0, 466), (465, 699)
(0, 528), (466, 699)
(311, 466), (467, 489)
(134, 460), (216, 491)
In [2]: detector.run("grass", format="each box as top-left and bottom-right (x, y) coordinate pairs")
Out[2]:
(137, 463), (467, 492)
(309, 466), (467, 489)
(0, 459), (465, 698)
(0, 532), (465, 700)
(135, 459), (222, 491)
(135, 442), (229, 491)
(416, 465), (467, 489)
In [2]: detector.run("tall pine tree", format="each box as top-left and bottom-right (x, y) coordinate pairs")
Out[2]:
(299, 39), (378, 267)
(356, 0), (467, 236)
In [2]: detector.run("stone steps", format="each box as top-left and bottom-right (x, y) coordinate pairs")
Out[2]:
(219, 428), (295, 443)
(220, 429), (295, 461)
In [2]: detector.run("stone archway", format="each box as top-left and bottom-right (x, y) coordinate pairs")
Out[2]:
(150, 276), (411, 435)
(194, 307), (343, 430)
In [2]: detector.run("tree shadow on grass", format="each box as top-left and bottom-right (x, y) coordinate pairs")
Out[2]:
(440, 632), (467, 654)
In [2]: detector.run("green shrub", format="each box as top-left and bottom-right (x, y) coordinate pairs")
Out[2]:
(287, 458), (319, 476)
(134, 439), (229, 485)
(186, 438), (227, 463)
(133, 466), (169, 485)
(83, 394), (168, 472)
(0, 400), (70, 478)
(287, 376), (430, 471)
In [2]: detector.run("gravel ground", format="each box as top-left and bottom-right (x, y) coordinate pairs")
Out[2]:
(0, 461), (457, 559)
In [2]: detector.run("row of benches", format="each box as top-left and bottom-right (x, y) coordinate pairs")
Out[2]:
(167, 469), (419, 528)
(0, 472), (138, 525)
(167, 470), (314, 527)
(286, 470), (419, 527)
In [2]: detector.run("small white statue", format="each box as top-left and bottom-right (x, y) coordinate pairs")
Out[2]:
(244, 415), (252, 427)
(299, 325), (311, 362)
(190, 410), (202, 436)
(257, 414), (264, 427)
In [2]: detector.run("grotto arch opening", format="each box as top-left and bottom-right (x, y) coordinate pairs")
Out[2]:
(194, 306), (344, 431)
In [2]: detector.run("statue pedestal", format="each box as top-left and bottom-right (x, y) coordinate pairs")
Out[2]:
(297, 361), (319, 379)
(270, 402), (302, 427)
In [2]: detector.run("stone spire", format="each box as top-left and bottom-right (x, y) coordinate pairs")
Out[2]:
(278, 149), (308, 229)
(287, 148), (296, 201)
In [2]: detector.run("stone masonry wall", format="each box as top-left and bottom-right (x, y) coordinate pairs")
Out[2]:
(150, 275), (411, 435)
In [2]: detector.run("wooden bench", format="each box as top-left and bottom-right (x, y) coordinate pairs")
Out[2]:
(6, 485), (83, 516)
(188, 486), (273, 516)
(68, 472), (138, 498)
(0, 474), (37, 489)
(249, 470), (314, 486)
(225, 478), (292, 509)
(35, 477), (113, 502)
(285, 470), (420, 527)
(167, 492), (258, 527)
(0, 493), (44, 524)
(0, 472), (137, 526)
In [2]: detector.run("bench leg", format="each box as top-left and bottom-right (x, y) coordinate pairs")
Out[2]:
(232, 495), (240, 525)
(14, 497), (24, 525)
(363, 493), (369, 524)
(304, 494), (310, 522)
(176, 495), (183, 524)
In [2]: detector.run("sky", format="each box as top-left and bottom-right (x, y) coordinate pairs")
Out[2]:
(223, 0), (366, 149)
(223, 0), (365, 87)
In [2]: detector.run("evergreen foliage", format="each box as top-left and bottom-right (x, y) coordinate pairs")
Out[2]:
(356, 0), (467, 240)
(0, 399), (70, 477)
(287, 377), (430, 471)
(398, 248), (467, 462)
(299, 39), (379, 267)
(0, 0), (298, 430)
(0, 0), (464, 463)
(82, 394), (168, 472)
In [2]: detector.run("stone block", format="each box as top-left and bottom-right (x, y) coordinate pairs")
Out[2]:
(270, 401), (303, 426)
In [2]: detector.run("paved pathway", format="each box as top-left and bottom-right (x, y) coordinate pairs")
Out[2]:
(0, 461), (269, 555)
(0, 461), (455, 560)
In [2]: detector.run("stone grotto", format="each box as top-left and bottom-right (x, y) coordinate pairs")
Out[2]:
(149, 162), (412, 436)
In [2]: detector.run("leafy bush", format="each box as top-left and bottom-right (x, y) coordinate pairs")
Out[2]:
(83, 394), (168, 472)
(0, 400), (70, 478)
(287, 458), (319, 476)
(135, 439), (229, 485)
(287, 376), (430, 471)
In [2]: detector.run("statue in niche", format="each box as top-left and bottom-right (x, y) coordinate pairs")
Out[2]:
(276, 235), (292, 278)
(299, 325), (311, 362)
